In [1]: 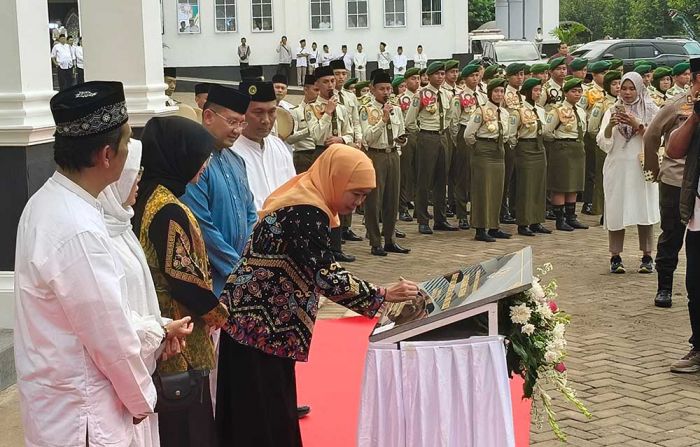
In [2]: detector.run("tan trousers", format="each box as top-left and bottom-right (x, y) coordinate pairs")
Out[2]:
(608, 225), (654, 254)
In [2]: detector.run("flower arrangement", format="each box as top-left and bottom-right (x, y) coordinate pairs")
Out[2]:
(502, 263), (591, 441)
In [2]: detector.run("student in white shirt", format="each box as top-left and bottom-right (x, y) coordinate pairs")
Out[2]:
(74, 37), (84, 84)
(341, 45), (354, 73)
(309, 41), (321, 74)
(14, 80), (156, 447)
(321, 44), (333, 66)
(353, 43), (367, 81)
(50, 34), (74, 91)
(377, 42), (391, 70)
(295, 39), (310, 86)
(276, 35), (293, 77)
(393, 46), (408, 76)
(414, 44), (428, 70)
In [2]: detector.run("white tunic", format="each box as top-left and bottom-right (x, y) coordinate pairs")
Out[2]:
(597, 110), (660, 231)
(14, 172), (156, 447)
(233, 134), (297, 209)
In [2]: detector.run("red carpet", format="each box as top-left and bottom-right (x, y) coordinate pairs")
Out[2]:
(297, 317), (531, 446)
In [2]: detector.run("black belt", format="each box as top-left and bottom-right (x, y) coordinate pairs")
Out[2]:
(476, 137), (499, 142)
(558, 138), (580, 142)
(420, 129), (445, 135)
(518, 138), (539, 142)
(315, 145), (328, 151)
(368, 147), (399, 153)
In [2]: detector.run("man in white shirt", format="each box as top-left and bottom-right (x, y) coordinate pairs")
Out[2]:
(50, 34), (74, 91)
(353, 43), (367, 81)
(295, 39), (310, 86)
(377, 42), (391, 70)
(321, 44), (333, 66)
(308, 41), (320, 74)
(414, 44), (428, 70)
(238, 37), (251, 67)
(14, 80), (156, 447)
(234, 80), (296, 210)
(341, 45), (354, 73)
(74, 37), (84, 84)
(276, 35), (293, 77)
(393, 46), (408, 76)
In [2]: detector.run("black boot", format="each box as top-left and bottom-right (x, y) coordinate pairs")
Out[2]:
(518, 225), (536, 236)
(554, 205), (574, 231)
(565, 203), (589, 229)
(475, 228), (496, 242)
(655, 273), (673, 308)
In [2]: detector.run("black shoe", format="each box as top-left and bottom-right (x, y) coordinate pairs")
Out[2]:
(500, 214), (517, 225)
(566, 217), (589, 229)
(433, 221), (459, 231)
(394, 229), (406, 238)
(529, 223), (552, 234)
(610, 255), (626, 274)
(475, 229), (496, 242)
(459, 218), (471, 230)
(488, 229), (512, 239)
(639, 255), (654, 274)
(581, 203), (594, 215)
(334, 251), (356, 262)
(342, 228), (364, 241)
(298, 406), (311, 419)
(556, 219), (574, 231)
(600, 215), (604, 225)
(384, 242), (411, 254)
(446, 210), (456, 218)
(419, 224), (433, 234)
(654, 289), (672, 308)
(407, 201), (415, 210)
(399, 211), (413, 222)
(518, 226), (536, 236)
(371, 246), (388, 256)
(545, 209), (557, 221)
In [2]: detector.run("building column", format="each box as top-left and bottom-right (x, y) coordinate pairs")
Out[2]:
(80, 0), (174, 129)
(0, 0), (57, 326)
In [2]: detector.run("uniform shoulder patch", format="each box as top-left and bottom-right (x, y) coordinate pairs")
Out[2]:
(359, 107), (369, 121)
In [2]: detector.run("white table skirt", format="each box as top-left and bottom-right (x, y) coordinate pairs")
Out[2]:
(357, 336), (515, 447)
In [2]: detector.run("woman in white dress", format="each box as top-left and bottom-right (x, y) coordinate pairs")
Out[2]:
(98, 139), (193, 447)
(596, 72), (660, 274)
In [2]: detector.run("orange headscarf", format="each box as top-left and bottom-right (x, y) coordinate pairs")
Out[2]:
(258, 144), (376, 228)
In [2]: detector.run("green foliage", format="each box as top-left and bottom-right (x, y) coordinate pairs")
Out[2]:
(549, 22), (591, 45)
(468, 0), (496, 30)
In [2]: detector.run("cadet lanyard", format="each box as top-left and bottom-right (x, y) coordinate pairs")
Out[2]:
(574, 108), (583, 142)
(437, 92), (445, 130)
(497, 108), (504, 147)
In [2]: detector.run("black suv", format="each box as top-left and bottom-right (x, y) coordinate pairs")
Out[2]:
(571, 38), (700, 71)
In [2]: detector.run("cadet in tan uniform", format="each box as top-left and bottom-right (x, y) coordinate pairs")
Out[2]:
(539, 57), (567, 109)
(649, 67), (673, 107)
(404, 61), (458, 233)
(449, 64), (487, 229)
(569, 58), (588, 83)
(509, 77), (551, 236)
(667, 62), (690, 98)
(443, 60), (461, 217)
(360, 70), (411, 256)
(398, 67), (421, 222)
(464, 78), (512, 242)
(530, 63), (550, 82)
(286, 74), (319, 173)
(355, 81), (371, 102)
(308, 65), (358, 262)
(543, 77), (589, 231)
(502, 62), (526, 224)
(635, 64), (654, 87)
(588, 71), (621, 216)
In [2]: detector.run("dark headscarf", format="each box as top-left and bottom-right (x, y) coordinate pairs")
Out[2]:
(133, 116), (214, 234)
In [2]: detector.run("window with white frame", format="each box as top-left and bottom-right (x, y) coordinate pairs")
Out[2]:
(347, 0), (368, 28)
(215, 0), (236, 32)
(421, 0), (441, 26)
(310, 0), (332, 30)
(251, 0), (273, 32)
(383, 0), (405, 27)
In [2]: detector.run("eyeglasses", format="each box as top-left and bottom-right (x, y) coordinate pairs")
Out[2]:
(212, 110), (248, 130)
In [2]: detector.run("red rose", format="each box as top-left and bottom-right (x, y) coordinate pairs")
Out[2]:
(549, 301), (558, 313)
(554, 362), (567, 373)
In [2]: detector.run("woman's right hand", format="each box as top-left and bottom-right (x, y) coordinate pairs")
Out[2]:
(165, 316), (194, 340)
(383, 279), (421, 303)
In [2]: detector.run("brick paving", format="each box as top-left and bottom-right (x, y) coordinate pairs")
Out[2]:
(319, 211), (700, 446)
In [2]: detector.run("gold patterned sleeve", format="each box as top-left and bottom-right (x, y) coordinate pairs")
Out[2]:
(149, 203), (223, 318)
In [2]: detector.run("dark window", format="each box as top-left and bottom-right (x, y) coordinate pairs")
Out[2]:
(606, 45), (630, 59)
(632, 45), (656, 59)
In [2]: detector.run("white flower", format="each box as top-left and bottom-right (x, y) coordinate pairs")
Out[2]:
(552, 323), (566, 339)
(510, 303), (532, 325)
(537, 302), (554, 320)
(544, 350), (559, 363)
(530, 280), (546, 301)
(521, 323), (536, 336)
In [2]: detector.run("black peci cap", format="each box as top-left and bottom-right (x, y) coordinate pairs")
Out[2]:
(239, 80), (276, 102)
(207, 84), (251, 114)
(50, 81), (128, 138)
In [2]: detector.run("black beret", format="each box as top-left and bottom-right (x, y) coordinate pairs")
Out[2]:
(239, 80), (276, 102)
(208, 84), (251, 114)
(194, 83), (212, 95)
(304, 74), (316, 86)
(51, 81), (128, 138)
(314, 66), (334, 78)
(330, 60), (346, 71)
(372, 71), (392, 86)
(163, 67), (177, 78)
(271, 74), (288, 85)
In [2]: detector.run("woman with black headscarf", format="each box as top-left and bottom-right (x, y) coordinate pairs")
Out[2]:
(133, 116), (229, 447)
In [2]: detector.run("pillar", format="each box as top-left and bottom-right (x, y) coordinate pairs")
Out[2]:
(80, 0), (174, 129)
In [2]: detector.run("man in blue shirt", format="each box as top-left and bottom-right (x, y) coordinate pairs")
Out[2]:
(182, 84), (256, 296)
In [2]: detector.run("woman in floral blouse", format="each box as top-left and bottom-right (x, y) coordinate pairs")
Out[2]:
(216, 144), (420, 446)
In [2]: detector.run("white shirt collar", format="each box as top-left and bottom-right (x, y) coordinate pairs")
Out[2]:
(52, 171), (103, 211)
(238, 134), (267, 152)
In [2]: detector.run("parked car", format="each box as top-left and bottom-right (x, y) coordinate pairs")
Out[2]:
(479, 40), (545, 67)
(571, 38), (700, 71)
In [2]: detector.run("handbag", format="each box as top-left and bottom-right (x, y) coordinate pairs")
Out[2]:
(152, 358), (210, 413)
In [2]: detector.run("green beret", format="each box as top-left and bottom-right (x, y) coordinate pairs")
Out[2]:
(445, 60), (460, 71)
(672, 61), (690, 76)
(609, 59), (623, 69)
(570, 57), (588, 71)
(634, 64), (652, 75)
(404, 67), (420, 78)
(549, 57), (566, 70)
(426, 61), (446, 75)
(589, 60), (611, 73)
(653, 66), (672, 81)
(562, 77), (584, 93)
(354, 81), (370, 95)
(483, 64), (500, 79)
(460, 64), (480, 78)
(523, 65), (531, 75)
(634, 60), (649, 68)
(419, 68), (427, 76)
(530, 63), (549, 74)
(487, 78), (507, 95)
(564, 75), (574, 82)
(505, 63), (525, 76)
(391, 76), (405, 88)
(467, 59), (481, 66)
(343, 77), (358, 89)
(646, 61), (659, 70)
(520, 77), (542, 94)
(603, 71), (621, 93)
